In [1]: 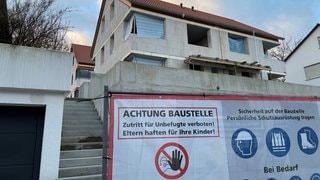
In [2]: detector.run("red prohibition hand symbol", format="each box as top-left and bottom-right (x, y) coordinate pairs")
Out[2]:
(155, 142), (189, 179)
(168, 149), (183, 171)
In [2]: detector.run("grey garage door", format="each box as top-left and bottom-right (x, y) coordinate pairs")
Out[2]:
(0, 106), (45, 180)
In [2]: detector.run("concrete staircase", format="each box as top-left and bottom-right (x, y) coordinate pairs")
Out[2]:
(58, 100), (103, 180)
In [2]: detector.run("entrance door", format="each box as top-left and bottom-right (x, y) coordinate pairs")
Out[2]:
(0, 106), (45, 180)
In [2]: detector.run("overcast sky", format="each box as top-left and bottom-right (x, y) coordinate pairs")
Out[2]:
(61, 0), (320, 46)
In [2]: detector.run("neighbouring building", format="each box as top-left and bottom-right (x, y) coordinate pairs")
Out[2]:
(69, 44), (94, 97)
(0, 43), (72, 180)
(285, 23), (320, 86)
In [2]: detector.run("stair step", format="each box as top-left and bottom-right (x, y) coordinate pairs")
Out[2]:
(62, 125), (103, 131)
(60, 156), (102, 168)
(62, 136), (103, 144)
(64, 112), (98, 116)
(61, 142), (103, 151)
(59, 165), (101, 178)
(60, 149), (102, 159)
(59, 174), (102, 180)
(62, 130), (103, 137)
(63, 116), (100, 121)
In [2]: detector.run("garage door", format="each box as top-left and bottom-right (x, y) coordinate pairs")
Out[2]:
(0, 106), (45, 180)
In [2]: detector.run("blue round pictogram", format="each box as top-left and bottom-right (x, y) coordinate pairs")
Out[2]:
(231, 128), (258, 159)
(266, 128), (290, 157)
(310, 173), (320, 180)
(297, 127), (318, 155)
(290, 175), (302, 180)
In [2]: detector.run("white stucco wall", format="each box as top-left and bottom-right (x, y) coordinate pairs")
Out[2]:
(0, 44), (72, 91)
(286, 26), (320, 86)
(0, 43), (72, 180)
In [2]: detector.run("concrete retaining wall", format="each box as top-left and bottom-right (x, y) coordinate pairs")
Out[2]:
(80, 61), (320, 120)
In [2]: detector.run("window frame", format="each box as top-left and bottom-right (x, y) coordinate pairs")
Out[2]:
(187, 24), (209, 47)
(100, 46), (105, 65)
(304, 62), (320, 80)
(75, 69), (92, 79)
(125, 54), (165, 67)
(228, 33), (248, 54)
(124, 13), (165, 40)
(110, 1), (115, 20)
(110, 34), (114, 55)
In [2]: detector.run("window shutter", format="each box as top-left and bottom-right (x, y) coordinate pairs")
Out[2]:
(135, 13), (164, 38)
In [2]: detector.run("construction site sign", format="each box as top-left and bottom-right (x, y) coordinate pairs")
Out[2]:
(108, 94), (320, 180)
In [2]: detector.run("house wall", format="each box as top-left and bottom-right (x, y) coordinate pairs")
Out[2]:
(286, 27), (320, 86)
(0, 43), (72, 180)
(93, 1), (285, 78)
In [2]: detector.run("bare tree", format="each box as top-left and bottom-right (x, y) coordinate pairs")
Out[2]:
(268, 37), (302, 61)
(0, 0), (11, 43)
(7, 0), (71, 50)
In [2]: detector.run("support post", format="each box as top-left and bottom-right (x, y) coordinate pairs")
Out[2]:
(102, 86), (109, 180)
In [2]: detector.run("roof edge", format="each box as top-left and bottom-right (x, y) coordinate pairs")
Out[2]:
(284, 23), (320, 62)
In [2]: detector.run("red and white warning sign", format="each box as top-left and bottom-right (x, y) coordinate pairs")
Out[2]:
(155, 142), (189, 179)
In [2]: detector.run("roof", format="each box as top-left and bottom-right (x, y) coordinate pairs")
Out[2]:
(91, 0), (283, 57)
(284, 23), (320, 62)
(71, 44), (94, 65)
(131, 0), (283, 40)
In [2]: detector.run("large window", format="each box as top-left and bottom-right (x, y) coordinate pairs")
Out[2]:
(76, 69), (91, 79)
(304, 62), (320, 80)
(124, 13), (164, 40)
(187, 24), (209, 47)
(228, 33), (248, 54)
(125, 54), (165, 67)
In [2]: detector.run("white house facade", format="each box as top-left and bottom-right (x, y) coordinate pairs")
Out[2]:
(285, 24), (320, 86)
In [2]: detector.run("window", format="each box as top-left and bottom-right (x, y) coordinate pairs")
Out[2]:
(110, 35), (114, 55)
(228, 33), (248, 54)
(241, 71), (252, 78)
(125, 54), (165, 67)
(124, 13), (164, 40)
(304, 62), (320, 80)
(100, 46), (105, 65)
(223, 69), (235, 75)
(110, 1), (114, 20)
(76, 69), (91, 79)
(74, 90), (79, 98)
(318, 36), (320, 48)
(189, 64), (202, 71)
(187, 24), (209, 47)
(101, 15), (105, 33)
(211, 67), (219, 73)
(263, 41), (278, 59)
